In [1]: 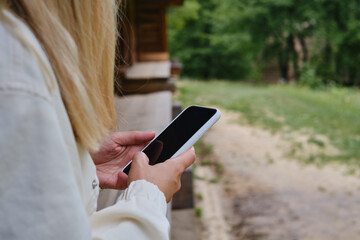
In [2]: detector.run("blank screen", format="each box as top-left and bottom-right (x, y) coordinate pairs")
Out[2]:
(144, 106), (217, 165)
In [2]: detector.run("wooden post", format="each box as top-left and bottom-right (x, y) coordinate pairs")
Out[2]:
(171, 103), (195, 210)
(172, 167), (194, 209)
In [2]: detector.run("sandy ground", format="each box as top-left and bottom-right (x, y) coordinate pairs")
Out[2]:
(191, 109), (360, 240)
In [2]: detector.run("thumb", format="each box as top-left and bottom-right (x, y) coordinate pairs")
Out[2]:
(132, 152), (150, 166)
(167, 147), (196, 171)
(127, 152), (150, 185)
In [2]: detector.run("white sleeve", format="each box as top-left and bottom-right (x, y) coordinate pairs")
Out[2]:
(90, 180), (170, 240)
(0, 88), (170, 240)
(0, 92), (170, 240)
(0, 90), (92, 240)
(0, 11), (170, 239)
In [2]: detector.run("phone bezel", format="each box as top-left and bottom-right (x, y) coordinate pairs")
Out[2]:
(122, 105), (221, 173)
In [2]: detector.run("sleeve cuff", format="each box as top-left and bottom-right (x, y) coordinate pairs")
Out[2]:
(117, 180), (167, 215)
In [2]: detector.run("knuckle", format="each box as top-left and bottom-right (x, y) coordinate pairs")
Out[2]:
(174, 164), (183, 176)
(139, 152), (148, 161)
(133, 153), (148, 166)
(176, 181), (181, 192)
(191, 147), (196, 157)
(184, 150), (196, 166)
(190, 151), (196, 162)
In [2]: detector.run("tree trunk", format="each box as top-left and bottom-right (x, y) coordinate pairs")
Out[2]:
(299, 35), (308, 62)
(278, 48), (289, 82)
(288, 34), (299, 81)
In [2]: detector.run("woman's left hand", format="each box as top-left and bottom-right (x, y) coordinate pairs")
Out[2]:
(90, 131), (155, 190)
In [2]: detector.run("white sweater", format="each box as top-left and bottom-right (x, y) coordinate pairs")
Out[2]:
(0, 10), (169, 240)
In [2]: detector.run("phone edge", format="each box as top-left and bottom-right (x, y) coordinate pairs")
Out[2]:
(122, 106), (221, 173)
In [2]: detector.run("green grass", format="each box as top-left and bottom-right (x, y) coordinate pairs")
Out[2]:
(175, 80), (360, 165)
(194, 207), (203, 218)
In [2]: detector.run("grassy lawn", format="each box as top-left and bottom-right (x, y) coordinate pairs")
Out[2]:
(175, 80), (360, 165)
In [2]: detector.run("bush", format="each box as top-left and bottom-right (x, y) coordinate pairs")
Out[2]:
(298, 62), (323, 89)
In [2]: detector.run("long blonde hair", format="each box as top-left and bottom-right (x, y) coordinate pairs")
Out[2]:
(1, 0), (118, 151)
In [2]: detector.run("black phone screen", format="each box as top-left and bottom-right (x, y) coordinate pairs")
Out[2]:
(123, 106), (217, 174)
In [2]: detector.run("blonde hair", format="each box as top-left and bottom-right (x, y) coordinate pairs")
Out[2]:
(0, 0), (118, 151)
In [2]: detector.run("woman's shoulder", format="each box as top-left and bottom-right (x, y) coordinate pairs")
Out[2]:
(0, 10), (55, 101)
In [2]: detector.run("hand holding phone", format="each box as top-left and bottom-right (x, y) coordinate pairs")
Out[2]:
(123, 105), (221, 174)
(128, 148), (196, 202)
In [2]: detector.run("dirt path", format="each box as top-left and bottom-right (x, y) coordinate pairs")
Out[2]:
(195, 109), (360, 240)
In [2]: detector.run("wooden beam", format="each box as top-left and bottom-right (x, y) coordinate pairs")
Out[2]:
(125, 61), (171, 79)
(139, 52), (169, 61)
(118, 78), (175, 95)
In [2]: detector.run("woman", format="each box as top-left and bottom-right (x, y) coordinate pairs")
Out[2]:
(0, 0), (195, 239)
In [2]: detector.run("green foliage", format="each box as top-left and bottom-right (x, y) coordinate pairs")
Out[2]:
(308, 138), (325, 148)
(195, 192), (203, 201)
(298, 62), (323, 89)
(168, 0), (360, 86)
(167, 0), (200, 45)
(167, 0), (254, 80)
(209, 177), (221, 184)
(194, 207), (203, 218)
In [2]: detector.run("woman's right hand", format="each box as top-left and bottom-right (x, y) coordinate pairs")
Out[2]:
(127, 147), (196, 202)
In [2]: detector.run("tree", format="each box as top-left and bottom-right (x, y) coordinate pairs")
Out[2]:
(168, 0), (254, 80)
(168, 0), (360, 86)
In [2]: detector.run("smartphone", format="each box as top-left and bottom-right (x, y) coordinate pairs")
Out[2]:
(122, 105), (221, 174)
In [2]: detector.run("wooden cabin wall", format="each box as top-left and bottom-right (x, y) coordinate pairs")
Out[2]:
(134, 0), (169, 61)
(115, 0), (183, 92)
(116, 1), (136, 68)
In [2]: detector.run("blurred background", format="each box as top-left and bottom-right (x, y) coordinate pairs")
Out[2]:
(168, 0), (360, 87)
(109, 0), (360, 239)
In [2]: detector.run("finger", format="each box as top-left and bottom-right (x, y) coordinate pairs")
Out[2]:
(112, 131), (155, 145)
(132, 152), (150, 166)
(97, 172), (127, 190)
(167, 147), (196, 171)
(116, 171), (129, 190)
